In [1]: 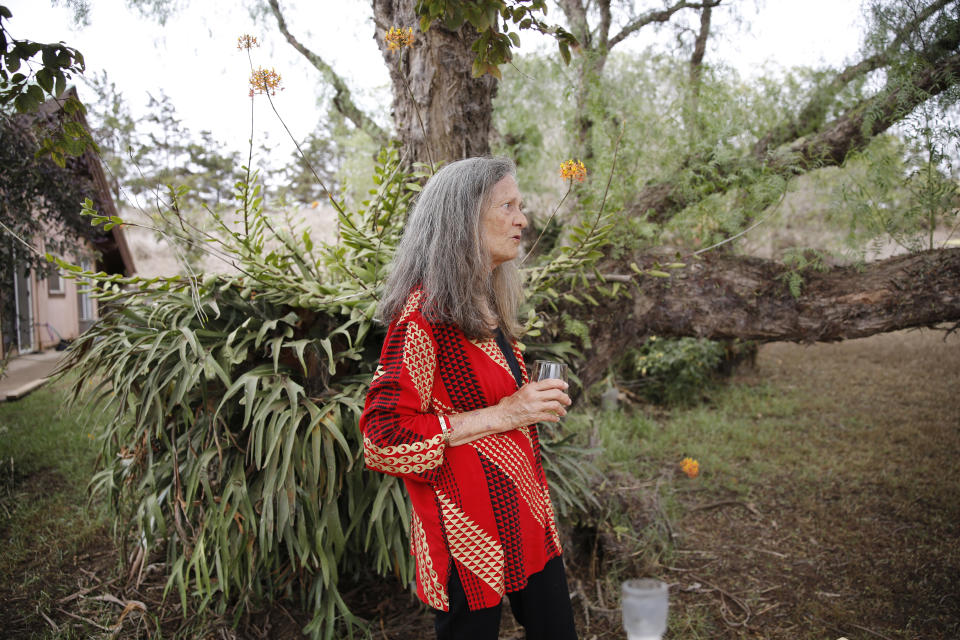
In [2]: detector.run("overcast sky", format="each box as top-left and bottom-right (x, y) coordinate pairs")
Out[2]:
(6, 0), (867, 162)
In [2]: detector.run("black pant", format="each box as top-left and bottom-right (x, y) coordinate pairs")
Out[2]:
(434, 556), (579, 640)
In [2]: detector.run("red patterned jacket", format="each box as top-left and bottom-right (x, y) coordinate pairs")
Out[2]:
(359, 289), (563, 611)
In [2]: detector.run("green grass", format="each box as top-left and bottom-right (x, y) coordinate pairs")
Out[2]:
(0, 375), (112, 638)
(567, 380), (819, 489)
(0, 376), (99, 482)
(562, 379), (848, 637)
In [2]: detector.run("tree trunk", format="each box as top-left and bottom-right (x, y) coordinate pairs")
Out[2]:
(567, 248), (960, 388)
(371, 0), (497, 165)
(573, 53), (608, 160)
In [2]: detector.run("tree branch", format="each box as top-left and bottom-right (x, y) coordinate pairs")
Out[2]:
(570, 248), (960, 388)
(557, 0), (591, 48)
(597, 0), (613, 52)
(684, 2), (713, 137)
(266, 0), (389, 147)
(688, 3), (712, 78)
(631, 44), (960, 223)
(753, 0), (955, 156)
(609, 0), (721, 50)
(776, 50), (960, 168)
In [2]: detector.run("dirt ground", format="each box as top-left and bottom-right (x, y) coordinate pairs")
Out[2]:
(3, 329), (957, 639)
(357, 328), (960, 640)
(662, 329), (960, 640)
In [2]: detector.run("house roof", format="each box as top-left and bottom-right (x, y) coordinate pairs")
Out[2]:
(22, 87), (135, 277)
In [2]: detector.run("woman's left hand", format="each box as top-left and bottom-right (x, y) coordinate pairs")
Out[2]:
(446, 379), (571, 446)
(493, 379), (571, 429)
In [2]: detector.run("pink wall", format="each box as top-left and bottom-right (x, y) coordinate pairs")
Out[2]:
(35, 271), (83, 349)
(0, 244), (99, 357)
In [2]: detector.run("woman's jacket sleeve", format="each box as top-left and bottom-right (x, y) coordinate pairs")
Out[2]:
(359, 311), (446, 484)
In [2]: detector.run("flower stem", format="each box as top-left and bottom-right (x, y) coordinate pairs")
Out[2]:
(244, 50), (255, 238)
(521, 184), (571, 264)
(398, 52), (435, 174)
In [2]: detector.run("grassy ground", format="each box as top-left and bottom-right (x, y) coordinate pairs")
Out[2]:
(1, 328), (957, 639)
(555, 328), (960, 640)
(0, 379), (115, 639)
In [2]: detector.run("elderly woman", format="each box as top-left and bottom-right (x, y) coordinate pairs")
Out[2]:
(359, 157), (578, 639)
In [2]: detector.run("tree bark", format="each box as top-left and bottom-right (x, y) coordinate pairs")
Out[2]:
(371, 0), (497, 165)
(567, 248), (960, 388)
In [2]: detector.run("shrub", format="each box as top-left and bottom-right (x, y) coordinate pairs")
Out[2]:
(54, 148), (606, 638)
(621, 337), (729, 405)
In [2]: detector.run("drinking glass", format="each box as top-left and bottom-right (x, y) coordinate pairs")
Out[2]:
(532, 360), (567, 383)
(622, 579), (668, 640)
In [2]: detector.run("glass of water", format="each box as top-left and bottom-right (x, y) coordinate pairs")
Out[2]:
(622, 579), (668, 640)
(532, 360), (567, 383)
(532, 360), (569, 424)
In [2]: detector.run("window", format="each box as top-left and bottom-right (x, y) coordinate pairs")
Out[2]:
(47, 267), (65, 295)
(78, 258), (94, 325)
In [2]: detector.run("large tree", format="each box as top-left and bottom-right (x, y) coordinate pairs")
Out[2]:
(271, 0), (959, 357)
(94, 0), (960, 355)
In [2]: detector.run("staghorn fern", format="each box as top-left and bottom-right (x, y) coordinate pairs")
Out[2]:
(53, 146), (607, 638)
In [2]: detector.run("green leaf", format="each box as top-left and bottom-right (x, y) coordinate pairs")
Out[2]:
(319, 338), (336, 375)
(26, 83), (43, 103)
(63, 121), (85, 137)
(41, 46), (58, 68)
(35, 68), (53, 93)
(14, 92), (36, 113)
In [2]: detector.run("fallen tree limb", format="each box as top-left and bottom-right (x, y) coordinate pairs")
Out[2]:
(568, 248), (960, 387)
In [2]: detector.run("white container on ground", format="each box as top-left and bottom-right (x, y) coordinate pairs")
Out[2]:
(622, 578), (668, 640)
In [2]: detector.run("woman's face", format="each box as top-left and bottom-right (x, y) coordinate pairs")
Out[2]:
(480, 174), (527, 270)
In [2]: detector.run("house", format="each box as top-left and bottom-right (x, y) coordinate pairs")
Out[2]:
(0, 88), (134, 359)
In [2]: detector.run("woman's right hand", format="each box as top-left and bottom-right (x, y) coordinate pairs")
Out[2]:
(494, 379), (572, 430)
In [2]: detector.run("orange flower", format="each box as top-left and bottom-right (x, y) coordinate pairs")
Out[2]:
(249, 67), (283, 96)
(237, 34), (259, 51)
(680, 457), (700, 478)
(385, 26), (415, 51)
(559, 159), (587, 182)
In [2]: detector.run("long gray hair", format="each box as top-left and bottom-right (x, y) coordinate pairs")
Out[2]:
(377, 156), (523, 340)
